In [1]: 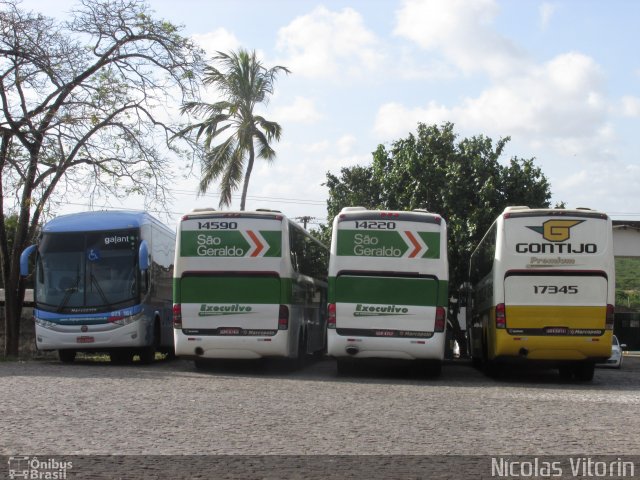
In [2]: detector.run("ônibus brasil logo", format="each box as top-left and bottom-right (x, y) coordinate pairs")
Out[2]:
(354, 304), (412, 317)
(526, 219), (584, 242)
(199, 304), (254, 316)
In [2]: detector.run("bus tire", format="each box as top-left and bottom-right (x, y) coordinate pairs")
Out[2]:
(558, 365), (574, 380)
(58, 350), (76, 363)
(139, 318), (161, 364)
(574, 362), (595, 382)
(138, 347), (155, 364)
(484, 359), (502, 378)
(472, 356), (483, 369)
(110, 350), (134, 365)
(194, 358), (208, 370)
(424, 360), (442, 378)
(336, 358), (354, 376)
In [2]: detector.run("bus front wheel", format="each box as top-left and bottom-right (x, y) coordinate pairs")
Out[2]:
(110, 350), (134, 364)
(138, 347), (155, 364)
(58, 350), (76, 363)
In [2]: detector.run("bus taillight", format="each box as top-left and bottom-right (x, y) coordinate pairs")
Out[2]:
(327, 303), (336, 329)
(434, 307), (446, 332)
(496, 303), (506, 329)
(278, 305), (289, 330)
(606, 304), (614, 330)
(172, 304), (182, 329)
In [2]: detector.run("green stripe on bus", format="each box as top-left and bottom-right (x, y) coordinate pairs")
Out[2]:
(336, 230), (440, 258)
(328, 276), (448, 306)
(174, 276), (291, 304)
(179, 230), (282, 257)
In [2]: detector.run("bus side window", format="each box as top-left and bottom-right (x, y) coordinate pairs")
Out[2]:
(289, 227), (303, 273)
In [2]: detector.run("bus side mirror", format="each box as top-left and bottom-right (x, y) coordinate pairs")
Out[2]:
(139, 240), (149, 271)
(20, 245), (37, 276)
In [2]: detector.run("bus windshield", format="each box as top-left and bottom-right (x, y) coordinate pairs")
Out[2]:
(35, 230), (139, 313)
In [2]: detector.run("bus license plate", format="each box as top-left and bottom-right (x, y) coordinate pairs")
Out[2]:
(219, 328), (241, 335)
(76, 336), (95, 343)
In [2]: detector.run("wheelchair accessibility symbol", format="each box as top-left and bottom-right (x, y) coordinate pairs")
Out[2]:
(87, 249), (101, 262)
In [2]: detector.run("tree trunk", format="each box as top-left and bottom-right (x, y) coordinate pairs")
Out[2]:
(3, 273), (25, 359)
(239, 146), (256, 211)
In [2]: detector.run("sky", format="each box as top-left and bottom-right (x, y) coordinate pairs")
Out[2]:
(18, 0), (640, 229)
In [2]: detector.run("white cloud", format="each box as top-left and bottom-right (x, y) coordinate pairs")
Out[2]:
(273, 96), (323, 124)
(393, 0), (527, 77)
(276, 6), (383, 80)
(192, 28), (241, 58)
(374, 52), (607, 144)
(621, 96), (640, 117)
(554, 161), (640, 212)
(539, 3), (558, 30)
(305, 140), (331, 154)
(337, 134), (357, 155)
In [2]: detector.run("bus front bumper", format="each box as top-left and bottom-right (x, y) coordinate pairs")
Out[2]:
(34, 315), (152, 350)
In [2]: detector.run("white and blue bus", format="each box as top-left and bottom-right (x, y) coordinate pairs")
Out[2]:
(20, 210), (175, 363)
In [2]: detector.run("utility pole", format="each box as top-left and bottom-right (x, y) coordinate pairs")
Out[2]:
(296, 216), (314, 229)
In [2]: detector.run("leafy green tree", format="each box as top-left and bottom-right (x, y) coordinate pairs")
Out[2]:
(0, 0), (203, 358)
(180, 49), (290, 210)
(325, 122), (553, 353)
(325, 164), (382, 218)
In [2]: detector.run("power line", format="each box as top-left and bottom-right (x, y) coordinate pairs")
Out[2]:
(169, 188), (327, 206)
(50, 200), (329, 226)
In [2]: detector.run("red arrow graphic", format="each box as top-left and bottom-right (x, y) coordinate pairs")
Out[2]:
(246, 230), (264, 257)
(405, 231), (421, 258)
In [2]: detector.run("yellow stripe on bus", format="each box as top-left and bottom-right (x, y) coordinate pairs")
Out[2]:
(505, 305), (607, 329)
(487, 305), (611, 360)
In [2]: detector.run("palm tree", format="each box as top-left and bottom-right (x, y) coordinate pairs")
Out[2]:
(181, 49), (290, 210)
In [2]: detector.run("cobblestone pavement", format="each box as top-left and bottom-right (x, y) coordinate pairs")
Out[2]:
(1, 356), (639, 477)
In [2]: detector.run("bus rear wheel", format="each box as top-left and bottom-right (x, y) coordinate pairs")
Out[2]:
(58, 350), (76, 363)
(336, 358), (355, 376)
(574, 362), (595, 381)
(417, 359), (442, 378)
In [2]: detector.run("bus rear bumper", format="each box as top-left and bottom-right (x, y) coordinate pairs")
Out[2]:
(327, 330), (445, 360)
(493, 332), (612, 361)
(174, 331), (289, 359)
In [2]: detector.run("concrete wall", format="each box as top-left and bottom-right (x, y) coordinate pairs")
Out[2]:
(613, 225), (640, 256)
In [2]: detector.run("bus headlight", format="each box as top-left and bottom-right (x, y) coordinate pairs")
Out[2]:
(108, 312), (144, 326)
(35, 318), (57, 329)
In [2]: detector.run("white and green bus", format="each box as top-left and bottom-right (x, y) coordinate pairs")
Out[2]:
(327, 207), (449, 375)
(173, 209), (328, 366)
(467, 206), (615, 380)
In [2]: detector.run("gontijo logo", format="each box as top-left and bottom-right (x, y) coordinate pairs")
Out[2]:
(517, 219), (597, 254)
(526, 219), (584, 242)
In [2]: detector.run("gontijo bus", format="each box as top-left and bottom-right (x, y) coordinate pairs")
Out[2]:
(20, 210), (175, 363)
(327, 207), (448, 375)
(173, 209), (328, 365)
(467, 206), (615, 380)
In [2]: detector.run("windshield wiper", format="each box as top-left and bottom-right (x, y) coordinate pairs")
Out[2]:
(90, 273), (112, 311)
(57, 284), (78, 313)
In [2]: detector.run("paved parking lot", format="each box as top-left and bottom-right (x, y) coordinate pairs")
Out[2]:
(1, 355), (639, 478)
